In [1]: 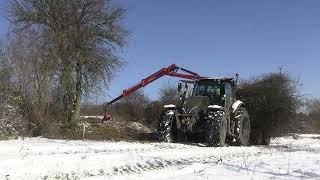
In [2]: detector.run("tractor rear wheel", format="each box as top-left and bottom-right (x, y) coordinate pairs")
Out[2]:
(206, 112), (227, 147)
(158, 110), (175, 143)
(233, 107), (250, 146)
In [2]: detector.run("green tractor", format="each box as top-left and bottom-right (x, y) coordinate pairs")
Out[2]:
(104, 64), (250, 146)
(158, 78), (251, 146)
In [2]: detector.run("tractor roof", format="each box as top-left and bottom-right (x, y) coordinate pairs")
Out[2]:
(199, 77), (234, 81)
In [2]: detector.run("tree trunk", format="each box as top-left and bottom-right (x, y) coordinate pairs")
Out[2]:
(62, 61), (74, 126)
(71, 61), (82, 123)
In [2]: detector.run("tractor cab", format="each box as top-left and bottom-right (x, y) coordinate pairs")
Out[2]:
(178, 78), (236, 112)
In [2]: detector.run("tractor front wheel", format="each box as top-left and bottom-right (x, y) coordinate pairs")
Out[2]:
(158, 110), (175, 143)
(233, 107), (250, 146)
(206, 112), (227, 147)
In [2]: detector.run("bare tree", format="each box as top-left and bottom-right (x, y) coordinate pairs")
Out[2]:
(0, 40), (12, 92)
(5, 31), (56, 134)
(159, 82), (179, 105)
(8, 0), (127, 127)
(0, 38), (28, 139)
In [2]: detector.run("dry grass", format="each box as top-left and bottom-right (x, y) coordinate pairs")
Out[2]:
(44, 117), (158, 142)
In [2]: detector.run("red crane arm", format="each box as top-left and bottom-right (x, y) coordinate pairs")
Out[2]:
(106, 64), (204, 105)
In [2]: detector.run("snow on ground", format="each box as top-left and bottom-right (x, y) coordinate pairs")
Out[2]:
(0, 134), (320, 180)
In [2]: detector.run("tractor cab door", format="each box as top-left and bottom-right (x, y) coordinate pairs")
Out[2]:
(178, 80), (195, 104)
(223, 82), (234, 112)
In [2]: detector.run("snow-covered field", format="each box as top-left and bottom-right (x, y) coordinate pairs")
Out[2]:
(1, 134), (320, 180)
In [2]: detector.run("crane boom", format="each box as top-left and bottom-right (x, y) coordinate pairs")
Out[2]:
(106, 64), (204, 106)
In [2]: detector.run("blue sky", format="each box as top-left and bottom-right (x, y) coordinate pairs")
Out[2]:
(1, 0), (320, 102)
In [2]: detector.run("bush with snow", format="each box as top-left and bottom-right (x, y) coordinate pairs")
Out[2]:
(0, 93), (26, 140)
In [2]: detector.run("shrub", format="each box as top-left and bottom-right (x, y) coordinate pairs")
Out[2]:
(237, 72), (303, 143)
(0, 92), (27, 139)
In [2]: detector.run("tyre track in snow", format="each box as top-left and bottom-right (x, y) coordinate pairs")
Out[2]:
(29, 147), (156, 156)
(42, 145), (276, 179)
(23, 142), (189, 157)
(2, 135), (319, 180)
(45, 142), (316, 179)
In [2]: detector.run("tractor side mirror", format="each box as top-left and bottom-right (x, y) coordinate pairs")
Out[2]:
(178, 82), (182, 94)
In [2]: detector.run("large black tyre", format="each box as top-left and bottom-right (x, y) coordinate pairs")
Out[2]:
(206, 112), (227, 147)
(158, 110), (175, 143)
(233, 107), (250, 146)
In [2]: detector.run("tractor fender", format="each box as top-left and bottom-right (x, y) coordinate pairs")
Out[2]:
(232, 100), (243, 113)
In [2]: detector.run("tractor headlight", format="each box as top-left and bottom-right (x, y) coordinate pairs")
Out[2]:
(181, 118), (190, 125)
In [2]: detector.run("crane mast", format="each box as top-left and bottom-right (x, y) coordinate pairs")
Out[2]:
(105, 64), (204, 108)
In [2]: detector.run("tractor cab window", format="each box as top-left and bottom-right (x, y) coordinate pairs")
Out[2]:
(178, 80), (195, 99)
(198, 85), (206, 96)
(193, 80), (221, 105)
(207, 85), (221, 96)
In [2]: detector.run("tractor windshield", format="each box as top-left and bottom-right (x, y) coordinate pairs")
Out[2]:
(193, 80), (222, 105)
